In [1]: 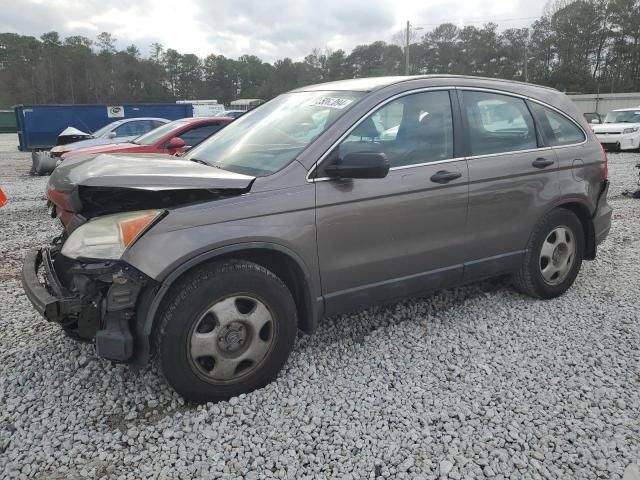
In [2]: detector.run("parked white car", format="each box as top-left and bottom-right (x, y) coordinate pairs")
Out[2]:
(591, 107), (640, 151)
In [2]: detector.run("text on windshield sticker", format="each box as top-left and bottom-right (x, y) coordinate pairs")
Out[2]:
(311, 97), (353, 109)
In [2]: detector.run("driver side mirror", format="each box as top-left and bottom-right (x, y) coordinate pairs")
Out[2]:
(324, 152), (390, 179)
(591, 119), (600, 124)
(108, 131), (117, 138)
(167, 137), (186, 149)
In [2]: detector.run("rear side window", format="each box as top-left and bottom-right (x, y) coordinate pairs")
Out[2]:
(530, 103), (586, 147)
(461, 91), (537, 156)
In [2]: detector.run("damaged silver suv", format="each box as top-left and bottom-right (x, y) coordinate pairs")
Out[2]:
(23, 76), (612, 403)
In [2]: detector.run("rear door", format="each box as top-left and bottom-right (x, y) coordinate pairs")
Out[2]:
(314, 89), (470, 315)
(528, 102), (593, 200)
(458, 89), (560, 280)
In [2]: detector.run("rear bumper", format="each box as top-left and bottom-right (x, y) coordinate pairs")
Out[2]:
(593, 179), (612, 246)
(31, 151), (60, 176)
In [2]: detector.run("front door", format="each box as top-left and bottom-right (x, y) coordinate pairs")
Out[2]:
(314, 90), (469, 316)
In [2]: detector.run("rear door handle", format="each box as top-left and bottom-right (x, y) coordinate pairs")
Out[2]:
(532, 157), (555, 169)
(430, 170), (462, 184)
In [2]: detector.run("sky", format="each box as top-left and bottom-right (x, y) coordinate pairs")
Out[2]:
(1, 0), (546, 62)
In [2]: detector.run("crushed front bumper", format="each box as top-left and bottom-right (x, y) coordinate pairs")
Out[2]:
(22, 246), (154, 362)
(21, 248), (83, 323)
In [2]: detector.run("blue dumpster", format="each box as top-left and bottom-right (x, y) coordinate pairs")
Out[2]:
(14, 103), (194, 151)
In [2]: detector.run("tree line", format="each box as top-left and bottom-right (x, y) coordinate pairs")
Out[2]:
(0, 0), (638, 108)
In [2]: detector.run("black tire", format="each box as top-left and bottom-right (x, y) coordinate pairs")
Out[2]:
(513, 208), (584, 299)
(154, 260), (297, 404)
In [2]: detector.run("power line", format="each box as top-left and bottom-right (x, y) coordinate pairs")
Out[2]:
(412, 16), (539, 28)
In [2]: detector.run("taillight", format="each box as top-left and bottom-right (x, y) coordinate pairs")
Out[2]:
(600, 144), (608, 179)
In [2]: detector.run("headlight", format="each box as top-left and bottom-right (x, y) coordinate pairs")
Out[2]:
(61, 210), (163, 260)
(51, 145), (65, 153)
(623, 127), (639, 134)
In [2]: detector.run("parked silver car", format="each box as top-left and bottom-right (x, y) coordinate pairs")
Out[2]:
(30, 117), (169, 175)
(22, 76), (612, 403)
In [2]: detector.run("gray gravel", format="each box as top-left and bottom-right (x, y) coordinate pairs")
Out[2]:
(1, 132), (639, 479)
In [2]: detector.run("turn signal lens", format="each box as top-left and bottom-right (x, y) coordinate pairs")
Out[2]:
(120, 212), (160, 247)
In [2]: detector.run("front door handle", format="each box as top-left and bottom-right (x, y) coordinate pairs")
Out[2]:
(532, 157), (555, 169)
(430, 170), (462, 184)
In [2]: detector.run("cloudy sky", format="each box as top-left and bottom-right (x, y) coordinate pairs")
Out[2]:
(2, 0), (545, 61)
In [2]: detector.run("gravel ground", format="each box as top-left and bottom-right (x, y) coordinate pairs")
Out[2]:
(0, 133), (639, 479)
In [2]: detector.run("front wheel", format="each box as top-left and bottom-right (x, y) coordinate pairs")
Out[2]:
(154, 260), (297, 403)
(513, 208), (584, 299)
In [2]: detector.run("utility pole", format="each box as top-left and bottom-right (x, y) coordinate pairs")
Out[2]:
(405, 21), (410, 75)
(524, 28), (530, 83)
(524, 41), (528, 82)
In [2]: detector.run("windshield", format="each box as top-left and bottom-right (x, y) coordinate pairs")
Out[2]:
(133, 120), (189, 145)
(184, 90), (364, 176)
(604, 110), (640, 123)
(92, 121), (121, 138)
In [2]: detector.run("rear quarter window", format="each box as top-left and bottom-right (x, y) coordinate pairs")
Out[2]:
(530, 103), (586, 147)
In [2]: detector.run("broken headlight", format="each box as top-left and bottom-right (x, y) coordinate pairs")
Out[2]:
(61, 210), (163, 260)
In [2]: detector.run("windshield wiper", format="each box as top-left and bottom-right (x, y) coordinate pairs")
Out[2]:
(190, 158), (210, 166)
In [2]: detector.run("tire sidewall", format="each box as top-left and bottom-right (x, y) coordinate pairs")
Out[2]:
(158, 264), (297, 403)
(528, 209), (585, 298)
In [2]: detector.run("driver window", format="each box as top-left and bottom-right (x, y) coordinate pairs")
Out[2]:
(337, 90), (454, 168)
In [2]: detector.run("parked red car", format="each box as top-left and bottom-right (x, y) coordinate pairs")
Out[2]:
(61, 117), (233, 162)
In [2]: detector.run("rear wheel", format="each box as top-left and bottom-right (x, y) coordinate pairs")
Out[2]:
(154, 260), (297, 403)
(513, 208), (584, 299)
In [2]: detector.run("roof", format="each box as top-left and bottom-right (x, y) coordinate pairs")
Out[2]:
(230, 99), (264, 105)
(176, 116), (233, 123)
(118, 117), (169, 122)
(611, 106), (640, 112)
(293, 75), (560, 93)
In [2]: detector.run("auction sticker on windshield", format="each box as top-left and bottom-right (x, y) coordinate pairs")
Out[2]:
(310, 97), (353, 109)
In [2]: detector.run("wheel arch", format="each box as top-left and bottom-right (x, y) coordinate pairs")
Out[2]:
(554, 201), (596, 260)
(132, 242), (322, 365)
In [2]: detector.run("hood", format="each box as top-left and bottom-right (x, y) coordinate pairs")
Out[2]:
(592, 123), (640, 133)
(62, 141), (139, 159)
(51, 153), (255, 191)
(57, 127), (93, 147)
(60, 135), (137, 152)
(47, 154), (255, 224)
(59, 126), (89, 137)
